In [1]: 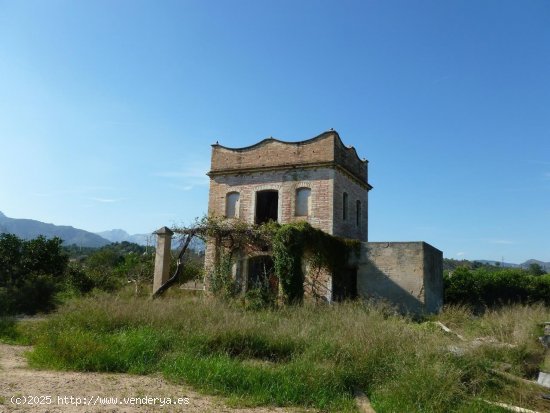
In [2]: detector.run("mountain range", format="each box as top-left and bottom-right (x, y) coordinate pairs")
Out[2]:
(0, 212), (543, 262)
(0, 211), (205, 252)
(96, 229), (154, 246)
(0, 211), (110, 248)
(475, 259), (550, 272)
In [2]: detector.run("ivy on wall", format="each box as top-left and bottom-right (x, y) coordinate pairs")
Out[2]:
(174, 218), (359, 305)
(273, 222), (359, 304)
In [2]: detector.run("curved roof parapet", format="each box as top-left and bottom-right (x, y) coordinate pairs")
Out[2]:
(212, 130), (366, 164)
(210, 130), (371, 188)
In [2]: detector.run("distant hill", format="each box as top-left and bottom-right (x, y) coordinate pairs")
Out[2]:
(520, 259), (550, 272)
(97, 228), (206, 253)
(0, 211), (110, 248)
(96, 229), (153, 246)
(473, 260), (519, 268)
(445, 257), (550, 272)
(476, 259), (550, 271)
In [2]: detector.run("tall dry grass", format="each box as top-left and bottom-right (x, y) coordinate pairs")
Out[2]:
(10, 294), (549, 412)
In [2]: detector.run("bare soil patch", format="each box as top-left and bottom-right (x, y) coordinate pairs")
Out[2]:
(0, 344), (298, 413)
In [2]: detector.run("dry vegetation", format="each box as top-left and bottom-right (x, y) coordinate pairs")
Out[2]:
(1, 294), (549, 412)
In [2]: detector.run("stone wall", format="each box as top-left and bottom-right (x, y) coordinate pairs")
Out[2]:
(355, 242), (443, 314)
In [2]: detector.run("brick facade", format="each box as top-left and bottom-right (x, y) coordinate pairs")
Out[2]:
(204, 130), (371, 300)
(207, 130), (370, 235)
(200, 130), (443, 312)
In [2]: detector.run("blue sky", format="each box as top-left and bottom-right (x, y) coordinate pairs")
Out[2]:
(0, 0), (549, 262)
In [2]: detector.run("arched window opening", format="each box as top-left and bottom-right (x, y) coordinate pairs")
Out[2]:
(295, 187), (311, 216)
(247, 255), (276, 292)
(225, 192), (240, 218)
(356, 200), (361, 227)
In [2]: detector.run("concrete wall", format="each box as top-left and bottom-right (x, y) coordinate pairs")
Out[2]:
(355, 242), (443, 314)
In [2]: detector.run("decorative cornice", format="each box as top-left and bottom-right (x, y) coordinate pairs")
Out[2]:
(208, 161), (373, 191)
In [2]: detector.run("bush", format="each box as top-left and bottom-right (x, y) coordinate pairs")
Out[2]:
(444, 266), (550, 308)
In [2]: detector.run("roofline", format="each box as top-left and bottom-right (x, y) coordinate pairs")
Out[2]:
(211, 129), (369, 164)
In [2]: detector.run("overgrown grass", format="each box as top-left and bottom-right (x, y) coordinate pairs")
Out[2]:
(0, 317), (42, 345)
(4, 295), (549, 412)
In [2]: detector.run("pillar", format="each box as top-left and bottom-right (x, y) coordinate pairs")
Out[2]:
(153, 226), (174, 294)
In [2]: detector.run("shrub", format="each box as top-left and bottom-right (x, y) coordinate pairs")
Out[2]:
(444, 266), (550, 308)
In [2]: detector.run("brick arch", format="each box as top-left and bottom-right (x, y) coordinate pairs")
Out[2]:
(253, 184), (283, 192)
(290, 181), (313, 190)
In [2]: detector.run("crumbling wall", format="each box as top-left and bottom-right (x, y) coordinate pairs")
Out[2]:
(356, 242), (443, 314)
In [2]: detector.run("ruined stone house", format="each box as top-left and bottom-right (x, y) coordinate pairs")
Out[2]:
(202, 130), (443, 313)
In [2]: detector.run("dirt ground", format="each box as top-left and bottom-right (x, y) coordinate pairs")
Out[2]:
(0, 344), (299, 413)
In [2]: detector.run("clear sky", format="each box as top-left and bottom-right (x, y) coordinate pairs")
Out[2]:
(0, 0), (549, 263)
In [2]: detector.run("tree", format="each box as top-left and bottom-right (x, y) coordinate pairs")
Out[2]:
(0, 233), (68, 315)
(528, 263), (545, 276)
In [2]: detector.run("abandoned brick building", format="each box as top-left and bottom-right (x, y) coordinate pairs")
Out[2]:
(199, 130), (444, 313)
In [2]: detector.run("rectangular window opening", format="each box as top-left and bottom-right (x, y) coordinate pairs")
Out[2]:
(255, 190), (278, 224)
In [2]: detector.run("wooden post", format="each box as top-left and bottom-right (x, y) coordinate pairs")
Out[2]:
(153, 226), (173, 295)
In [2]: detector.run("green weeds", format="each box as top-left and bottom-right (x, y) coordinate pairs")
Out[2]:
(8, 296), (550, 412)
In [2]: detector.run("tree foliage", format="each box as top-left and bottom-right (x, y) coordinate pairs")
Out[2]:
(528, 263), (545, 276)
(0, 233), (68, 315)
(444, 266), (550, 308)
(0, 234), (161, 315)
(81, 242), (156, 293)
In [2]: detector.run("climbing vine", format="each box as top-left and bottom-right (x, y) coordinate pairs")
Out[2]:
(272, 222), (359, 304)
(173, 217), (359, 305)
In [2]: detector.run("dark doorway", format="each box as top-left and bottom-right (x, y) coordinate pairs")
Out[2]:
(255, 190), (278, 224)
(332, 268), (358, 301)
(247, 256), (277, 293)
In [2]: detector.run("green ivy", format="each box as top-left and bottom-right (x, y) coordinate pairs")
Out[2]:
(272, 222), (359, 305)
(177, 218), (359, 306)
(208, 251), (240, 300)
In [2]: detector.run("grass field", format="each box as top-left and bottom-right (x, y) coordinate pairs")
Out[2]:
(2, 294), (549, 412)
